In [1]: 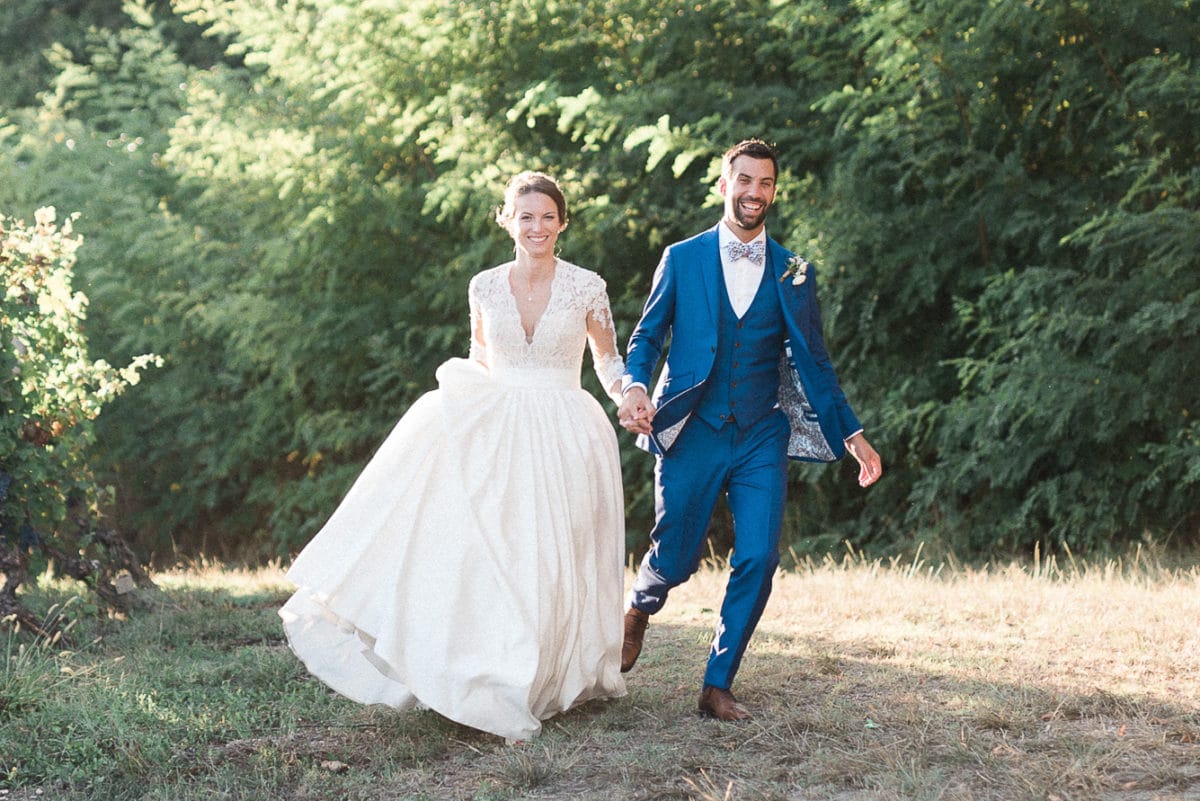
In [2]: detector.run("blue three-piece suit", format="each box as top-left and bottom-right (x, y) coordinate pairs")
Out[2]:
(623, 224), (862, 690)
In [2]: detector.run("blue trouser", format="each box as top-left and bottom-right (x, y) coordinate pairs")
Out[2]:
(629, 410), (789, 689)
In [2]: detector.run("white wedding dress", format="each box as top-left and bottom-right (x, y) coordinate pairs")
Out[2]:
(280, 260), (627, 741)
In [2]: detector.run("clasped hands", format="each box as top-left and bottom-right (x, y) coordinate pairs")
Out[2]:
(617, 386), (655, 436)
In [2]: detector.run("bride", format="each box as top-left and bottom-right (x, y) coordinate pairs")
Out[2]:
(279, 171), (627, 741)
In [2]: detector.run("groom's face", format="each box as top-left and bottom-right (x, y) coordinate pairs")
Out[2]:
(719, 155), (777, 236)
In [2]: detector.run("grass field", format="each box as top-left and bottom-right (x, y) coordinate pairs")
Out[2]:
(2, 549), (1199, 800)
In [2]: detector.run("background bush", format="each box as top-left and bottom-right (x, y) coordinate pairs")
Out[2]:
(1, 0), (1195, 562)
(1, 206), (159, 630)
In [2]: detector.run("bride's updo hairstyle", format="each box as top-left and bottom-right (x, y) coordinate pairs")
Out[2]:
(495, 171), (569, 233)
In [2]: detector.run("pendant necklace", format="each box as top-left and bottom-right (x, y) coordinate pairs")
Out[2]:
(521, 259), (555, 302)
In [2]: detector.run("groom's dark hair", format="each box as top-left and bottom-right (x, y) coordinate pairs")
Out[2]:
(722, 139), (778, 180)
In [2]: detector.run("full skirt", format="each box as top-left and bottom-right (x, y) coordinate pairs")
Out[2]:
(279, 358), (627, 741)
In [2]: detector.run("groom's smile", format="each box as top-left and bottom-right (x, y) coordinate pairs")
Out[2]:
(736, 198), (767, 226)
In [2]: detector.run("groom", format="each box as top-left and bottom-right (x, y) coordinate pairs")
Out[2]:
(617, 139), (882, 721)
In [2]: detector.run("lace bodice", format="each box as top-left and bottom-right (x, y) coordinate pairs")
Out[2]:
(468, 260), (625, 403)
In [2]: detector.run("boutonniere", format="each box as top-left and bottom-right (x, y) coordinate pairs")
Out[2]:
(779, 254), (809, 285)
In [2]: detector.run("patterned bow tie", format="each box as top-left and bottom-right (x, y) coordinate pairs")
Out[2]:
(724, 240), (766, 265)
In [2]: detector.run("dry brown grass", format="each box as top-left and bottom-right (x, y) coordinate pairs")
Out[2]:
(269, 549), (1200, 800)
(725, 549), (1200, 801)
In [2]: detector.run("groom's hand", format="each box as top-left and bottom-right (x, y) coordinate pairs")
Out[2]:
(618, 387), (655, 435)
(846, 433), (883, 488)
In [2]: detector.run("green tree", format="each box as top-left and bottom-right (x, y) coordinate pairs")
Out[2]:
(159, 0), (874, 551)
(802, 0), (1200, 555)
(0, 0), (126, 110)
(0, 3), (226, 555)
(2, 0), (1195, 563)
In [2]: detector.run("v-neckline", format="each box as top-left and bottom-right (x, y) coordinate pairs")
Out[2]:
(507, 261), (558, 345)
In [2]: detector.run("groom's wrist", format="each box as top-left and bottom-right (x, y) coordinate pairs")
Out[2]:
(621, 377), (648, 396)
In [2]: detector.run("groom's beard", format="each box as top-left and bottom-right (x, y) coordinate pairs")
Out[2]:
(731, 199), (770, 231)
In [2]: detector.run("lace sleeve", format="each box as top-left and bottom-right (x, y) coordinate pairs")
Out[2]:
(468, 277), (488, 365)
(585, 278), (626, 406)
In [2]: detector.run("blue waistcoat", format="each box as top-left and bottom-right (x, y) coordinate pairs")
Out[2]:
(693, 266), (786, 430)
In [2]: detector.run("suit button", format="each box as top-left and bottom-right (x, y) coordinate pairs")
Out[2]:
(733, 361), (740, 368)
(734, 342), (741, 348)
(719, 414), (727, 420)
(731, 381), (738, 387)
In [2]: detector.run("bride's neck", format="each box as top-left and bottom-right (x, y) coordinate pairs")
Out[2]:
(515, 252), (557, 279)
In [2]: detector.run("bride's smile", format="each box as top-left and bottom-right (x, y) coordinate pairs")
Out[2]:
(513, 193), (563, 260)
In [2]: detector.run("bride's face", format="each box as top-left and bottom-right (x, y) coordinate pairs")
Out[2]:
(510, 192), (563, 259)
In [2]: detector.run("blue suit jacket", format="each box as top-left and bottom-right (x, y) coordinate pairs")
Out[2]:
(624, 225), (862, 462)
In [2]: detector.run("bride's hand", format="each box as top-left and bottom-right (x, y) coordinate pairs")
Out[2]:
(618, 387), (655, 435)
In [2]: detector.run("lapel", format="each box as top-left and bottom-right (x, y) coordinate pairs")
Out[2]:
(768, 237), (822, 373)
(696, 226), (723, 326)
(767, 237), (800, 331)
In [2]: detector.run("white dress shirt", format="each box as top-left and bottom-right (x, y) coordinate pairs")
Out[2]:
(718, 222), (767, 318)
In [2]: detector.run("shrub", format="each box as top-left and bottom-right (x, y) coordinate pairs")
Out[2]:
(1, 207), (160, 636)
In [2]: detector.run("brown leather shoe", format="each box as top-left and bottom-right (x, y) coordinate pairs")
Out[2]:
(620, 608), (650, 672)
(697, 686), (752, 721)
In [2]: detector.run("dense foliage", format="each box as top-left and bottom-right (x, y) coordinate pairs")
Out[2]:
(1, 207), (159, 632)
(0, 0), (1195, 562)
